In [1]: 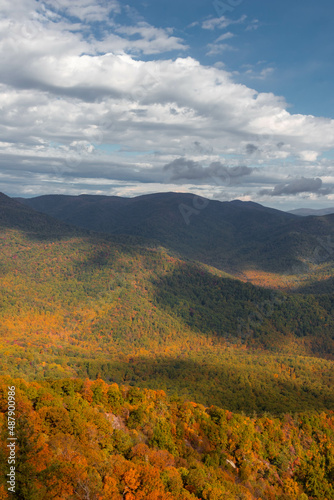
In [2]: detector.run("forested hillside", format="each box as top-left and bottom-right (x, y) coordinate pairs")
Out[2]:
(1, 194), (334, 415)
(16, 193), (334, 279)
(1, 192), (334, 499)
(1, 376), (333, 500)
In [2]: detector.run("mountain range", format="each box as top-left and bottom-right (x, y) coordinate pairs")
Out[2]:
(15, 192), (334, 278)
(1, 190), (334, 498)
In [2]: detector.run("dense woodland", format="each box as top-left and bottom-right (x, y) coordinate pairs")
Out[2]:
(1, 376), (334, 499)
(1, 228), (334, 415)
(1, 193), (334, 498)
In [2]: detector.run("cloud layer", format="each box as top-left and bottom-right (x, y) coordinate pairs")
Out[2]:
(0, 0), (333, 208)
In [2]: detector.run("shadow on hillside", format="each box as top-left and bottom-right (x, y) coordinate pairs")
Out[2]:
(73, 355), (334, 416)
(150, 264), (274, 335)
(149, 266), (334, 360)
(0, 220), (81, 242)
(293, 276), (334, 295)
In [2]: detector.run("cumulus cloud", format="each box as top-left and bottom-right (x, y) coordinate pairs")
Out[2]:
(259, 177), (332, 196)
(298, 150), (319, 162)
(0, 0), (334, 207)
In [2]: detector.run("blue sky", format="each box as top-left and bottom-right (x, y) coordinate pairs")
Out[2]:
(133, 0), (334, 118)
(0, 0), (334, 209)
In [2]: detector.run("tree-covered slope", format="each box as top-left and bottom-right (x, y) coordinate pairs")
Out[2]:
(1, 192), (334, 499)
(16, 192), (334, 276)
(1, 376), (333, 500)
(0, 192), (78, 238)
(1, 195), (334, 415)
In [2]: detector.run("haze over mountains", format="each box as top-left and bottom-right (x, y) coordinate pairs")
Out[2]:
(288, 207), (334, 216)
(16, 192), (334, 276)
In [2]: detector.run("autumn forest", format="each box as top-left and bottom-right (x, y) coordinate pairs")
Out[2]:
(1, 192), (334, 499)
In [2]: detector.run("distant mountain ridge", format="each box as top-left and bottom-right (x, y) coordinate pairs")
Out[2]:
(0, 192), (79, 237)
(14, 192), (334, 274)
(288, 207), (334, 216)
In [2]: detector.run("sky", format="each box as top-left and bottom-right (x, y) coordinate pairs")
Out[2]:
(0, 0), (334, 210)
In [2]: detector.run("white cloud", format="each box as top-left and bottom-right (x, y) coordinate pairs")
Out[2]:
(101, 22), (188, 55)
(0, 0), (36, 17)
(206, 43), (236, 56)
(202, 16), (231, 30)
(245, 19), (260, 31)
(215, 32), (235, 42)
(298, 150), (319, 162)
(202, 15), (246, 31)
(206, 43), (235, 56)
(243, 66), (275, 80)
(43, 0), (121, 22)
(205, 32), (236, 56)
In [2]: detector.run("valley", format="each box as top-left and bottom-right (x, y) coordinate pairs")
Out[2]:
(0, 192), (333, 499)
